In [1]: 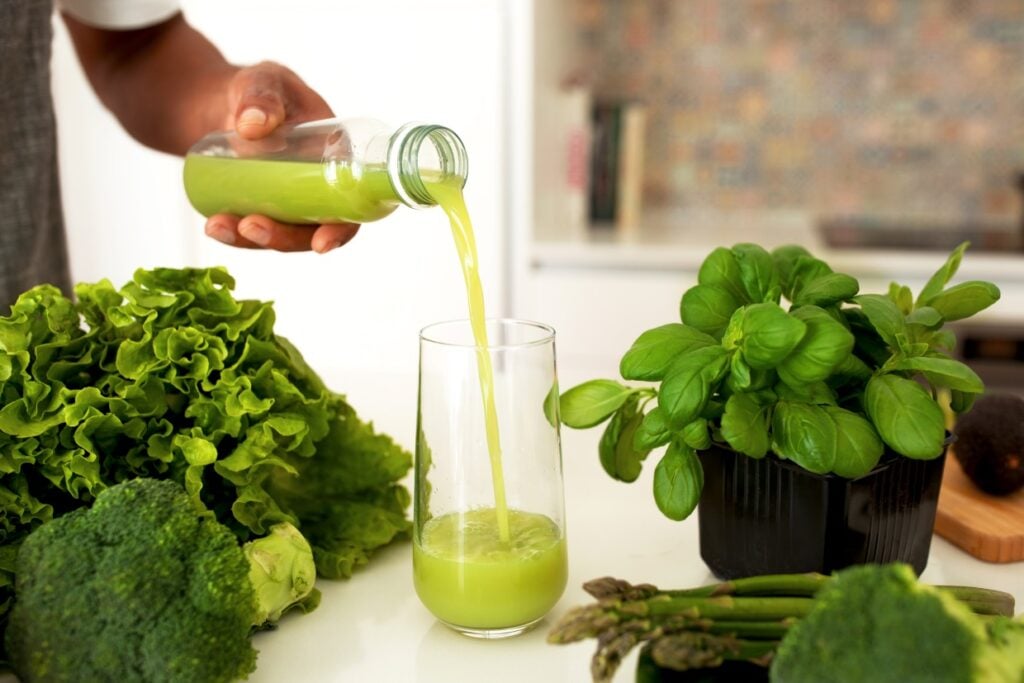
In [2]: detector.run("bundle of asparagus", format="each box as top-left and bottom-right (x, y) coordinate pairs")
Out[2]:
(547, 572), (1016, 683)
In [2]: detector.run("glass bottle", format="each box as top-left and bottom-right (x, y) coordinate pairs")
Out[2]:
(183, 118), (468, 224)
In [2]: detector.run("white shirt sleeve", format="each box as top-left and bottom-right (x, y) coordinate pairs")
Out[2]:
(58, 0), (181, 30)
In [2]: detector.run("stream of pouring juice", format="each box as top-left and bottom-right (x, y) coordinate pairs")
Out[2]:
(425, 178), (511, 543)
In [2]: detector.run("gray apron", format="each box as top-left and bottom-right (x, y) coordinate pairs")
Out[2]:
(0, 0), (72, 308)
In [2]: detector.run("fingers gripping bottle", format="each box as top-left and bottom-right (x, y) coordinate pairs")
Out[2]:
(183, 118), (468, 224)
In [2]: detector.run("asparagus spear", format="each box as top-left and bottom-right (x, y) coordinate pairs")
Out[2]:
(549, 574), (1016, 683)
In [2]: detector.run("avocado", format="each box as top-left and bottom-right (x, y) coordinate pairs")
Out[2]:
(953, 393), (1024, 496)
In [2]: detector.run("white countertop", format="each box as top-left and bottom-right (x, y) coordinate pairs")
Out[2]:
(531, 209), (1024, 326)
(2, 367), (1022, 683)
(244, 368), (1024, 683)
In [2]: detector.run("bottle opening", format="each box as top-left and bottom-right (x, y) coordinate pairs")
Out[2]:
(388, 124), (469, 208)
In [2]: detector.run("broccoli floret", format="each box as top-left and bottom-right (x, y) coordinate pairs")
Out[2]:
(771, 564), (1023, 683)
(5, 478), (319, 683)
(986, 616), (1024, 681)
(246, 521), (321, 624)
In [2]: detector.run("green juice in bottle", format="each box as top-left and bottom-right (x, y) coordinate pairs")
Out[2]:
(183, 118), (467, 224)
(183, 157), (399, 225)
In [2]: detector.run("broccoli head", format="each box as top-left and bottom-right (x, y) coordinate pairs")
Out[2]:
(6, 478), (319, 683)
(771, 563), (1023, 683)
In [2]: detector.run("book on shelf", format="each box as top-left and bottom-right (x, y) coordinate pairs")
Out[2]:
(560, 86), (592, 239)
(616, 103), (647, 233)
(588, 100), (648, 233)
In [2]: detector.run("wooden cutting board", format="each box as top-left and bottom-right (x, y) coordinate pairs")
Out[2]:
(934, 454), (1024, 563)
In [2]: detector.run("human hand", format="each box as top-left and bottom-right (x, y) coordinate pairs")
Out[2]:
(203, 61), (359, 253)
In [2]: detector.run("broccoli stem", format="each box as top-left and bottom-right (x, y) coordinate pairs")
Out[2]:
(550, 574), (1017, 683)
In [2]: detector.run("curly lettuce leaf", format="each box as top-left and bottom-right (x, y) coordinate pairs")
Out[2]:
(0, 266), (411, 583)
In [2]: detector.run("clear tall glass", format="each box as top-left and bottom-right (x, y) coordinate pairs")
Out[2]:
(413, 319), (567, 639)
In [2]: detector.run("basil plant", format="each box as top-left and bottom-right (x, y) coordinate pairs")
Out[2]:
(559, 242), (1000, 521)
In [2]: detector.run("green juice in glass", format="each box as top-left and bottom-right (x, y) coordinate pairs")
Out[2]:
(413, 508), (567, 630)
(183, 155), (400, 224)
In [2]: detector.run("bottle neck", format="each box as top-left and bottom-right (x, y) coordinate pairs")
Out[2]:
(386, 124), (468, 208)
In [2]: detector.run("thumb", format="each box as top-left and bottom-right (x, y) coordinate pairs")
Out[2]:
(232, 65), (288, 140)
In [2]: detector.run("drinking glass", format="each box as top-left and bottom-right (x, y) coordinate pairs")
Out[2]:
(413, 319), (567, 638)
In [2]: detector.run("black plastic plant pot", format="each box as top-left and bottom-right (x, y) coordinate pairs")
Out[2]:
(697, 443), (948, 580)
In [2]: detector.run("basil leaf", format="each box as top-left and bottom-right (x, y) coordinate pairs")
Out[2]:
(739, 303), (807, 370)
(792, 273), (860, 308)
(560, 379), (634, 429)
(842, 308), (891, 368)
(724, 351), (774, 394)
(826, 406), (884, 478)
(777, 305), (854, 386)
(774, 380), (836, 405)
(721, 393), (770, 458)
(897, 336), (930, 358)
(543, 382), (559, 428)
(701, 399), (725, 421)
(826, 354), (873, 389)
(728, 351), (753, 390)
(930, 329), (957, 353)
(633, 406), (672, 450)
(620, 324), (718, 381)
(927, 281), (1001, 322)
(722, 306), (746, 350)
(772, 245), (813, 300)
(864, 374), (946, 459)
(681, 418), (712, 450)
(917, 241), (969, 306)
(653, 441), (704, 521)
(771, 401), (838, 474)
(905, 306), (943, 330)
(659, 346), (730, 429)
(853, 294), (907, 348)
(789, 256), (834, 304)
(698, 247), (748, 305)
(680, 285), (742, 339)
(599, 395), (650, 482)
(732, 243), (780, 304)
(950, 389), (977, 414)
(890, 356), (984, 393)
(888, 282), (914, 315)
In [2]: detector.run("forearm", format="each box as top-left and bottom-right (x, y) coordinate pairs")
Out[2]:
(62, 12), (238, 155)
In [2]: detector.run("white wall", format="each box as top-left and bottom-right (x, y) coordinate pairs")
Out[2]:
(52, 0), (508, 383)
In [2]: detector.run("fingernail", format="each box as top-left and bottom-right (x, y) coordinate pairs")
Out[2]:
(206, 222), (235, 245)
(239, 222), (270, 245)
(316, 240), (343, 254)
(238, 107), (268, 129)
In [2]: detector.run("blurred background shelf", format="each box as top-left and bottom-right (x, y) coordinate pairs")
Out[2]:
(509, 0), (1024, 381)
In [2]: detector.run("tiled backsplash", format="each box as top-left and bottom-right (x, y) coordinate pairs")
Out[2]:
(573, 0), (1024, 223)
